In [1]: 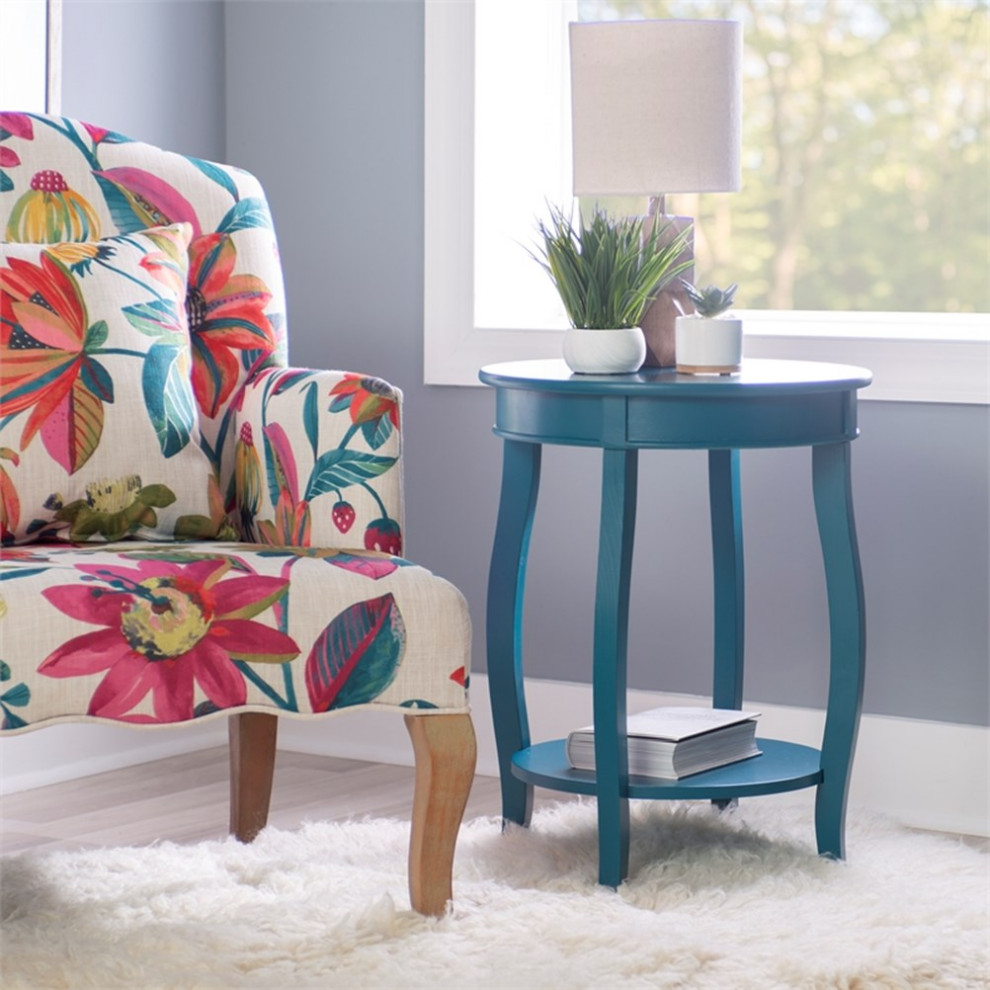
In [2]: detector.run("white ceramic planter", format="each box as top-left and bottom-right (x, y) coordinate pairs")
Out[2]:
(674, 316), (743, 374)
(562, 326), (647, 374)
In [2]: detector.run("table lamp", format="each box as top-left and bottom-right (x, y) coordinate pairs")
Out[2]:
(570, 19), (742, 367)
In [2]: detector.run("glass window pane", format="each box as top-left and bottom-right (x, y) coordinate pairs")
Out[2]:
(0, 1), (48, 113)
(579, 0), (989, 313)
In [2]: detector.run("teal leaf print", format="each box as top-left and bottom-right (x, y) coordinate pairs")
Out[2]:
(217, 197), (272, 234)
(304, 451), (397, 501)
(303, 381), (319, 459)
(190, 157), (239, 201)
(142, 341), (195, 456)
(123, 298), (183, 338)
(0, 671), (30, 730)
(361, 415), (393, 451)
(92, 172), (147, 233)
(0, 567), (51, 581)
(84, 319), (109, 348)
(1, 683), (29, 708)
(305, 593), (405, 712)
(79, 359), (114, 403)
(1, 709), (28, 730)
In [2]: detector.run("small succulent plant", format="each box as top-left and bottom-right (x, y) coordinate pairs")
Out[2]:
(680, 280), (738, 318)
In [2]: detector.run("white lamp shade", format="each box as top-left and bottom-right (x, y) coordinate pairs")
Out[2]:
(570, 19), (742, 196)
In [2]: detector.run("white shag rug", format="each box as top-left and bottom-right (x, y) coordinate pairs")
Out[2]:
(1, 796), (987, 989)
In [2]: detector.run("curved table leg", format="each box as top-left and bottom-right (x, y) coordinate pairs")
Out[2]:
(487, 438), (542, 827)
(709, 448), (745, 811)
(709, 449), (745, 709)
(812, 441), (866, 859)
(593, 447), (638, 887)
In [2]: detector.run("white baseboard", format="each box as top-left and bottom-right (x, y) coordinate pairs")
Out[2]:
(281, 674), (989, 838)
(0, 720), (228, 797)
(4, 675), (987, 838)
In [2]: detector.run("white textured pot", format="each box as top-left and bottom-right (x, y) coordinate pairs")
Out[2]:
(675, 316), (743, 374)
(562, 326), (647, 374)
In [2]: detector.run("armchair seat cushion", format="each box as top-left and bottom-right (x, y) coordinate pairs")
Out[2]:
(0, 542), (470, 730)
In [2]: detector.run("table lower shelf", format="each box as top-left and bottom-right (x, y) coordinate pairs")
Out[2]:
(511, 738), (824, 800)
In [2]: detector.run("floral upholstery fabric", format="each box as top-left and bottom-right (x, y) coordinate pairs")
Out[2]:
(1, 113), (287, 495)
(0, 114), (469, 731)
(0, 543), (469, 730)
(1, 224), (219, 543)
(233, 367), (404, 554)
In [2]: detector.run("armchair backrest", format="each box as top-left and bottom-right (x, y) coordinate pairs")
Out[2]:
(1, 113), (288, 484)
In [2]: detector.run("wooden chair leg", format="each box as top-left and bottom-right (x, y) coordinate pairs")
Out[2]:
(229, 711), (278, 843)
(404, 712), (477, 917)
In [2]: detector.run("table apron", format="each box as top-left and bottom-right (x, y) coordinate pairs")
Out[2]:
(493, 388), (859, 449)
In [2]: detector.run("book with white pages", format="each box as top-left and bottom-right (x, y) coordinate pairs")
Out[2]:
(565, 707), (763, 780)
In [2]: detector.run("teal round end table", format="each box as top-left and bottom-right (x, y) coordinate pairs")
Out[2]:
(480, 358), (872, 887)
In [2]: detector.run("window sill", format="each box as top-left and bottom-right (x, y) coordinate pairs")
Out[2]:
(741, 312), (989, 405)
(423, 316), (989, 405)
(423, 2), (989, 406)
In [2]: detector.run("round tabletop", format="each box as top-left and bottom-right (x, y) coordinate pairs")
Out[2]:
(479, 358), (873, 450)
(479, 358), (873, 396)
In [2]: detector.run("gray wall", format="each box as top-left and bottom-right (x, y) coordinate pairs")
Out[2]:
(62, 0), (225, 162)
(63, 0), (988, 728)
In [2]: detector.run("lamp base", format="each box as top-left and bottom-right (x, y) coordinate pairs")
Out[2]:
(641, 213), (694, 368)
(641, 285), (692, 367)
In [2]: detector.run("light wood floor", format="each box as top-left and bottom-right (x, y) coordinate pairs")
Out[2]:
(2, 748), (984, 858)
(0, 747), (567, 857)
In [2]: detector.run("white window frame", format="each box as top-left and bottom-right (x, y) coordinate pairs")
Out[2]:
(423, 0), (989, 404)
(0, 0), (61, 114)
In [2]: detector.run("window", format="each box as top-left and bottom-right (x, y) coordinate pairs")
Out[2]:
(581, 0), (989, 316)
(424, 0), (989, 401)
(0, 0), (61, 115)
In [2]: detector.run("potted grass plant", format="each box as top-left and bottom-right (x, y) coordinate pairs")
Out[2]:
(674, 280), (743, 374)
(531, 204), (693, 373)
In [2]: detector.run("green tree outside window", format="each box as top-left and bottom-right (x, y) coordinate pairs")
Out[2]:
(579, 0), (989, 314)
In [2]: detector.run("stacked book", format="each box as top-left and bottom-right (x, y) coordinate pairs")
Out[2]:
(565, 707), (762, 780)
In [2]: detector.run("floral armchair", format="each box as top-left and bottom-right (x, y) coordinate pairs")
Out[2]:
(0, 114), (475, 915)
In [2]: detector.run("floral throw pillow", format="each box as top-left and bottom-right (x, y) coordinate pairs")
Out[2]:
(0, 223), (221, 544)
